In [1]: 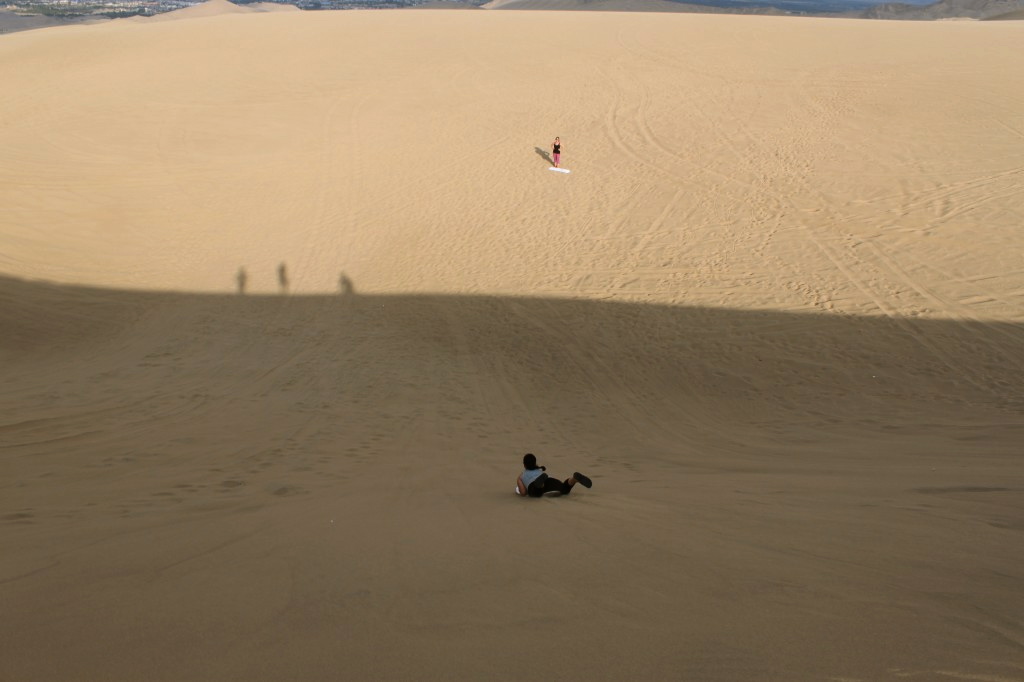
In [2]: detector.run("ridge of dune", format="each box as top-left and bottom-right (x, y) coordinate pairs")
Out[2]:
(156, 0), (248, 18)
(145, 0), (295, 21)
(2, 8), (1023, 682)
(247, 1), (303, 11)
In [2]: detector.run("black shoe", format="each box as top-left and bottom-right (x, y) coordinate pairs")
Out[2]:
(573, 472), (592, 488)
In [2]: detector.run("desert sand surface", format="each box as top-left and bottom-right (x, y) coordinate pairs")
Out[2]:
(2, 6), (1024, 681)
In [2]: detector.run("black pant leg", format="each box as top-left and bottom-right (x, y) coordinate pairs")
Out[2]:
(528, 474), (576, 496)
(543, 476), (574, 495)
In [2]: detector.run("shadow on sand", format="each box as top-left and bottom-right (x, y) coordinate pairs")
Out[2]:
(3, 273), (1021, 440)
(4, 273), (1023, 681)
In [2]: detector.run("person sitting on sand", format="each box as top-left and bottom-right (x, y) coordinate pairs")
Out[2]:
(516, 453), (592, 497)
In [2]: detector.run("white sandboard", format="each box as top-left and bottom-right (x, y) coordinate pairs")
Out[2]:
(549, 167), (571, 174)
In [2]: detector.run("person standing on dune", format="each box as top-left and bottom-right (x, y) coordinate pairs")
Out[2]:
(516, 453), (591, 497)
(552, 137), (561, 168)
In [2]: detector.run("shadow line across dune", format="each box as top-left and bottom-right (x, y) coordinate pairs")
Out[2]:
(3, 273), (1021, 438)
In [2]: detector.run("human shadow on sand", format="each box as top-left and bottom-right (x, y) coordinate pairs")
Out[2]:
(339, 272), (355, 296)
(534, 147), (553, 165)
(278, 263), (289, 294)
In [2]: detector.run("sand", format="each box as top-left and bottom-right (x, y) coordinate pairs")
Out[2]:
(2, 6), (1023, 681)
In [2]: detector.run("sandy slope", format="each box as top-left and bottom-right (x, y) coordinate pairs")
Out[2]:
(2, 7), (1023, 681)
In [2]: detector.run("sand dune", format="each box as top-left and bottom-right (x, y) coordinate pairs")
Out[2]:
(143, 0), (299, 22)
(2, 8), (1023, 681)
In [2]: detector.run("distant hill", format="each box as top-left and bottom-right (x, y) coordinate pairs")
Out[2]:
(5, 0), (1021, 27)
(856, 0), (1024, 17)
(0, 9), (107, 34)
(480, 0), (1024, 17)
(483, 0), (780, 12)
(144, 0), (299, 20)
(410, 0), (483, 6)
(983, 5), (1024, 14)
(0, 0), (299, 34)
(481, 0), (888, 13)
